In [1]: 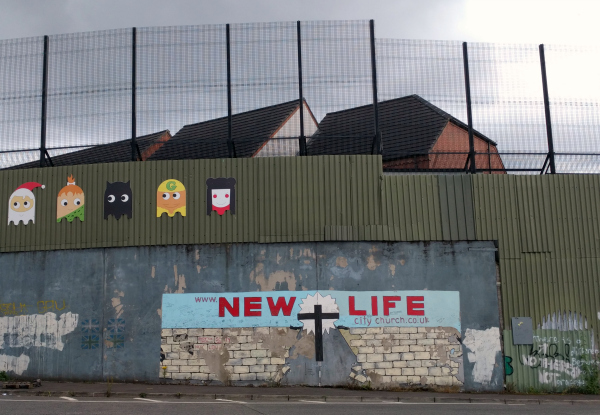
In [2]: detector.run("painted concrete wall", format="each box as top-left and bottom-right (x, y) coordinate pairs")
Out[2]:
(0, 241), (502, 391)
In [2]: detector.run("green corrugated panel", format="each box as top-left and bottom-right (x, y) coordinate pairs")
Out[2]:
(437, 175), (476, 241)
(380, 175), (443, 241)
(472, 175), (521, 259)
(475, 175), (600, 343)
(504, 329), (594, 392)
(0, 155), (384, 251)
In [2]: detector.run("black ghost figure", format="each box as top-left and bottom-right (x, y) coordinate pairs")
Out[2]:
(104, 181), (133, 220)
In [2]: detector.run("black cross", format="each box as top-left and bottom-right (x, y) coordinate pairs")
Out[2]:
(297, 305), (340, 361)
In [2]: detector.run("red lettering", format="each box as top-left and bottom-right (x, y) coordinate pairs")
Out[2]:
(383, 296), (401, 316)
(349, 296), (366, 316)
(218, 297), (239, 317)
(371, 296), (378, 316)
(244, 297), (262, 317)
(267, 297), (296, 316)
(407, 296), (425, 316)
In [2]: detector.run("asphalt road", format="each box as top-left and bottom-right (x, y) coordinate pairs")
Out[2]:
(0, 397), (598, 415)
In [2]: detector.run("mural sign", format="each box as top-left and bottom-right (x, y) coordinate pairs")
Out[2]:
(7, 182), (45, 225)
(162, 290), (460, 331)
(206, 177), (236, 215)
(161, 290), (464, 381)
(104, 181), (132, 220)
(57, 175), (85, 223)
(157, 179), (186, 217)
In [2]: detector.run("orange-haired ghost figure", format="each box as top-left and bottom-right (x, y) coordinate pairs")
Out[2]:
(57, 175), (85, 223)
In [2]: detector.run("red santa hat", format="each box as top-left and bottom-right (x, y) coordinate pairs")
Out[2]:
(15, 182), (45, 191)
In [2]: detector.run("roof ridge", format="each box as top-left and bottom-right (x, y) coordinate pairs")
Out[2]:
(177, 99), (300, 131)
(407, 95), (496, 145)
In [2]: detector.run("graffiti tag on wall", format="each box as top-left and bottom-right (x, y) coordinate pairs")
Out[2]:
(504, 329), (598, 389)
(0, 300), (67, 316)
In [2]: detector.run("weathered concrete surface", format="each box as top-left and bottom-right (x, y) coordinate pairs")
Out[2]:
(0, 241), (501, 391)
(317, 242), (502, 390)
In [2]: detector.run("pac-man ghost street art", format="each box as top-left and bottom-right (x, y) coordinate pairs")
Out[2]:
(57, 175), (85, 223)
(206, 177), (236, 216)
(157, 179), (186, 217)
(104, 181), (132, 220)
(8, 182), (45, 226)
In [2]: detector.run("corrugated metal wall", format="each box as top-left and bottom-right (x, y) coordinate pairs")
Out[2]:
(0, 156), (381, 251)
(2, 156), (599, 343)
(472, 175), (600, 340)
(503, 329), (595, 391)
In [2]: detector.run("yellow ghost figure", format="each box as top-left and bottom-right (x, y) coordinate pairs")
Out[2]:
(157, 179), (186, 217)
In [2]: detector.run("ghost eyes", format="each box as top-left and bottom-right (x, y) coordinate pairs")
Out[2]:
(172, 193), (180, 200)
(23, 201), (30, 207)
(61, 199), (81, 206)
(13, 201), (20, 208)
(108, 194), (130, 203)
(162, 193), (170, 200)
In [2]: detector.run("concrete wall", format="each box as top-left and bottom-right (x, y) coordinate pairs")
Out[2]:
(0, 241), (502, 391)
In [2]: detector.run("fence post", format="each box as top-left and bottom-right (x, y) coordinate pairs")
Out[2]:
(462, 42), (476, 173)
(226, 24), (235, 158)
(297, 21), (307, 156)
(131, 27), (137, 161)
(40, 35), (49, 167)
(539, 44), (556, 174)
(369, 20), (382, 155)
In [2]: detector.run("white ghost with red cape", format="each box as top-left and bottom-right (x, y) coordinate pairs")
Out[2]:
(8, 182), (45, 225)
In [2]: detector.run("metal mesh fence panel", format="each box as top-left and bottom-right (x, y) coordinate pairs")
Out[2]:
(0, 36), (44, 168)
(376, 39), (467, 172)
(302, 20), (373, 156)
(468, 42), (548, 173)
(46, 29), (132, 151)
(545, 44), (600, 173)
(230, 22), (299, 157)
(2, 21), (600, 173)
(137, 25), (228, 138)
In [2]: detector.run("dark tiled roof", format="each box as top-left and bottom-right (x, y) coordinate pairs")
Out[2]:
(307, 95), (495, 160)
(7, 130), (171, 170)
(149, 100), (301, 160)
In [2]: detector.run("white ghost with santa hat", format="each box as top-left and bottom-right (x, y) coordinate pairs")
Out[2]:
(8, 182), (45, 226)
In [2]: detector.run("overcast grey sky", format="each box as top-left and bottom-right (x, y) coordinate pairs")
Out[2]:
(0, 0), (598, 45)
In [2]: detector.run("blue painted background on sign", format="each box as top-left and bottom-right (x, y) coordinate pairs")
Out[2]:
(162, 290), (460, 331)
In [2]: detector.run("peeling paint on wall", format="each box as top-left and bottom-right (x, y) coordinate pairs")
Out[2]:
(250, 264), (297, 291)
(111, 290), (124, 318)
(160, 327), (294, 383)
(336, 257), (348, 268)
(366, 255), (380, 271)
(0, 312), (78, 351)
(173, 266), (186, 293)
(0, 353), (30, 375)
(463, 327), (501, 385)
